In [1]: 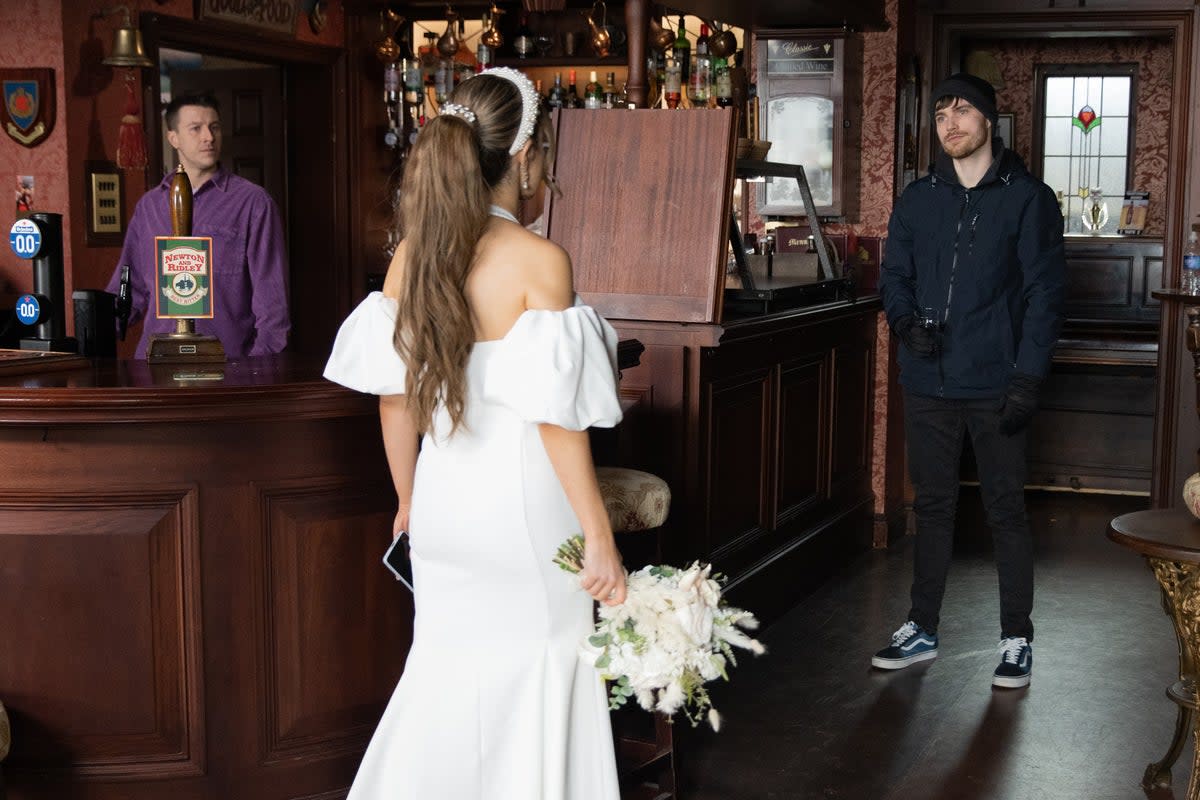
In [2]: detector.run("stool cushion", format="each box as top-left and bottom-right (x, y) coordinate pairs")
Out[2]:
(1185, 472), (1200, 519)
(596, 467), (671, 533)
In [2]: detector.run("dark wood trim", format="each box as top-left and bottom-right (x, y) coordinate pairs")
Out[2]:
(928, 7), (1196, 507)
(139, 11), (344, 190)
(0, 356), (375, 425)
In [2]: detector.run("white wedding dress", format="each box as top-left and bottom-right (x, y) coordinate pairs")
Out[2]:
(324, 291), (623, 800)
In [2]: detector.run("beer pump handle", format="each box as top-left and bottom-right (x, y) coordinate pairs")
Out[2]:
(115, 264), (131, 341)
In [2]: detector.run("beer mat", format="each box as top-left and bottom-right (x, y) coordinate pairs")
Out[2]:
(0, 348), (89, 376)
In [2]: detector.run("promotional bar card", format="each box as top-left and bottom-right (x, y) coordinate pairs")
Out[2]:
(155, 236), (214, 319)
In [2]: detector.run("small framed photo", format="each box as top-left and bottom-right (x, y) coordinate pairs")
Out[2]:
(996, 113), (1015, 150)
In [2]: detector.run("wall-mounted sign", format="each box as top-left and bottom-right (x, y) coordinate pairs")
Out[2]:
(766, 40), (836, 76)
(0, 69), (55, 148)
(195, 0), (299, 36)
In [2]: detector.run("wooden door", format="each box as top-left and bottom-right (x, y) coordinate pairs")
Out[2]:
(167, 67), (286, 214)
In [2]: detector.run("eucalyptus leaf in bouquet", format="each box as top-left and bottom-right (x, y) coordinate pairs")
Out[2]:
(554, 535), (765, 731)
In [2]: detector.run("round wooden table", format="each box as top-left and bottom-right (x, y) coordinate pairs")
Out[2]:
(1109, 507), (1200, 795)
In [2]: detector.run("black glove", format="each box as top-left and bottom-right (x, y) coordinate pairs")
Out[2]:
(998, 372), (1042, 436)
(893, 314), (938, 358)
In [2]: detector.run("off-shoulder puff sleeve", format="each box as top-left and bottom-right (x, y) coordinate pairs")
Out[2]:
(482, 305), (623, 430)
(323, 292), (408, 395)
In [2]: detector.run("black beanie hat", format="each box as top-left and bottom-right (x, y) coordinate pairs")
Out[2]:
(931, 73), (998, 127)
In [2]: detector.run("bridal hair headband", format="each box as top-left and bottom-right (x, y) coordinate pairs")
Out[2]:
(479, 67), (540, 156)
(439, 102), (477, 124)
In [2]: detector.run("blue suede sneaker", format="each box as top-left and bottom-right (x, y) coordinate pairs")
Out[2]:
(871, 621), (939, 670)
(992, 637), (1032, 688)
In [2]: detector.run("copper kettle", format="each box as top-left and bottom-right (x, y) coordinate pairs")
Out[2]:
(437, 6), (460, 59)
(373, 9), (404, 64)
(481, 4), (504, 50)
(584, 1), (611, 57)
(707, 20), (737, 59)
(648, 16), (675, 53)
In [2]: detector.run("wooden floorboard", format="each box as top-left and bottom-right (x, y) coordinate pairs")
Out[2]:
(674, 489), (1187, 800)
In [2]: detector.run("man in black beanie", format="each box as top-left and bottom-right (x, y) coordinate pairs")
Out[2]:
(873, 73), (1065, 689)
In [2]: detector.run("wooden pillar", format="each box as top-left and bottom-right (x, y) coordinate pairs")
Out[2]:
(625, 0), (648, 107)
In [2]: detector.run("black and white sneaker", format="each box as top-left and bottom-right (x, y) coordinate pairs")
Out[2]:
(871, 621), (939, 670)
(992, 637), (1032, 688)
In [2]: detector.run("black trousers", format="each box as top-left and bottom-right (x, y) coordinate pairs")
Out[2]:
(904, 390), (1034, 642)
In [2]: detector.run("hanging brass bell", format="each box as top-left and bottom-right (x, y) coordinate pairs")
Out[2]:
(101, 5), (153, 68)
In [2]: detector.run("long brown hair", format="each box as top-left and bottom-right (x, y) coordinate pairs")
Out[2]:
(394, 74), (529, 434)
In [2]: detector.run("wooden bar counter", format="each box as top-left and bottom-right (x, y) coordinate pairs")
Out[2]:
(0, 354), (406, 799)
(549, 108), (881, 619)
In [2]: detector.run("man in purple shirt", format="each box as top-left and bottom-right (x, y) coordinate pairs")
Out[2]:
(107, 93), (289, 358)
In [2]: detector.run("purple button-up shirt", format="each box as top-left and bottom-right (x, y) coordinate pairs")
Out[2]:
(107, 166), (289, 358)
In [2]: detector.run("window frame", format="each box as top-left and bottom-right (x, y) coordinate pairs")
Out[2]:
(1031, 62), (1138, 226)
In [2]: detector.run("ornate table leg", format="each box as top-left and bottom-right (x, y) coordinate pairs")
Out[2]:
(1147, 558), (1200, 795)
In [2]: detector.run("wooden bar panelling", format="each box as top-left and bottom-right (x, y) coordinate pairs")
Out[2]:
(706, 368), (773, 554)
(776, 356), (826, 528)
(0, 491), (204, 780)
(0, 356), (403, 800)
(609, 298), (881, 622)
(549, 109), (738, 324)
(256, 478), (403, 766)
(1062, 239), (1162, 327)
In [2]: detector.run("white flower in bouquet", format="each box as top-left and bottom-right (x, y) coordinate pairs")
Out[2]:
(554, 535), (765, 730)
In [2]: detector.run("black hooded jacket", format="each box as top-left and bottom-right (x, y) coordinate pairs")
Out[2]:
(880, 139), (1066, 399)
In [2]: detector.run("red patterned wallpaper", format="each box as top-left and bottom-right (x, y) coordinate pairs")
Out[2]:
(981, 36), (1171, 236)
(828, 1), (898, 238)
(0, 0), (68, 298)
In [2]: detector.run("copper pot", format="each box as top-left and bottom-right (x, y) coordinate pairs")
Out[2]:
(437, 8), (461, 58)
(584, 1), (611, 57)
(707, 21), (737, 59)
(648, 17), (674, 52)
(373, 9), (404, 64)
(481, 4), (504, 49)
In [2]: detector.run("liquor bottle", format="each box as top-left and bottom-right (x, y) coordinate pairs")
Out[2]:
(664, 57), (682, 109)
(434, 59), (450, 104)
(566, 69), (581, 108)
(513, 13), (534, 59)
(1185, 227), (1200, 294)
(383, 61), (401, 147)
(672, 16), (690, 87)
(714, 60), (733, 108)
(419, 32), (439, 84)
(690, 23), (711, 107)
(603, 72), (618, 109)
(476, 12), (493, 72)
(547, 72), (566, 110)
(584, 70), (604, 109)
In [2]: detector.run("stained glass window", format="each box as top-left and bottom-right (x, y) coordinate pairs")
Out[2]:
(1040, 73), (1133, 235)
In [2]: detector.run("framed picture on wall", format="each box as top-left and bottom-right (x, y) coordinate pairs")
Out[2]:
(996, 112), (1015, 150)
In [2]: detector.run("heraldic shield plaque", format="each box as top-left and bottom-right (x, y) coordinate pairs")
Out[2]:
(0, 68), (55, 148)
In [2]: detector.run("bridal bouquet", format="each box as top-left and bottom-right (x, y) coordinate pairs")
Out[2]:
(554, 535), (765, 731)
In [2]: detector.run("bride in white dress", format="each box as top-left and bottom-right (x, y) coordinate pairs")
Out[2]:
(324, 67), (626, 800)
